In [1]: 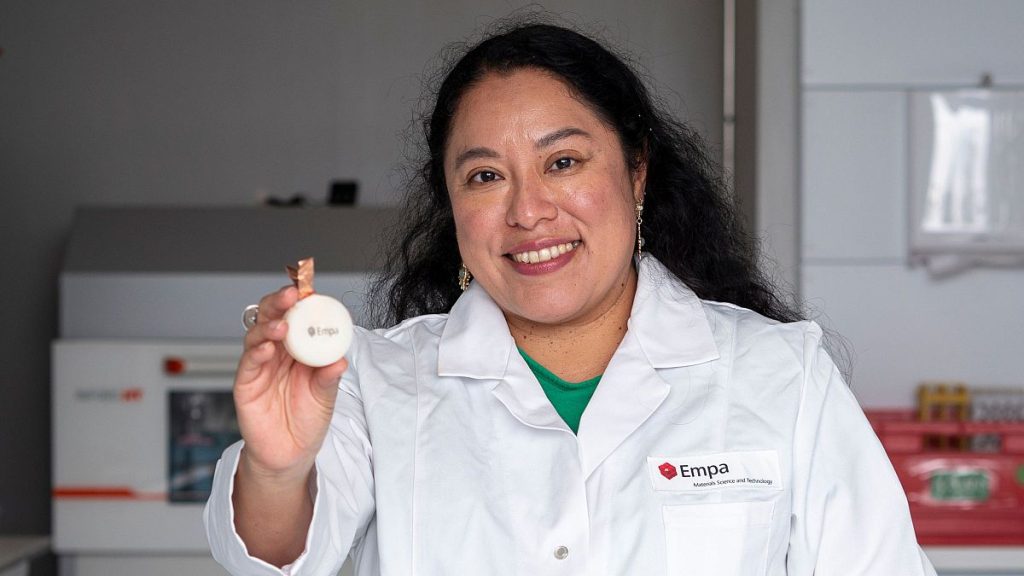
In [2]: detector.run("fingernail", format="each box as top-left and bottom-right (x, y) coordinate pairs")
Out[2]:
(269, 320), (283, 331)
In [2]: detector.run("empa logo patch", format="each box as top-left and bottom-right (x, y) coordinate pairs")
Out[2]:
(657, 460), (731, 481)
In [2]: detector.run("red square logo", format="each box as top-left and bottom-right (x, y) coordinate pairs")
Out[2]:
(659, 462), (677, 480)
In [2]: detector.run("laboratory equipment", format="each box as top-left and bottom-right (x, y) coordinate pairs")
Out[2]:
(52, 206), (394, 576)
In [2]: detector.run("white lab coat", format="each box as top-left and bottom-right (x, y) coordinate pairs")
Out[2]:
(205, 257), (937, 576)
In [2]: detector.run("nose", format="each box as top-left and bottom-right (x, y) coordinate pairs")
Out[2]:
(505, 170), (558, 229)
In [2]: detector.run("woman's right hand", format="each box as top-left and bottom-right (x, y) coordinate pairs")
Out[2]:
(234, 285), (349, 481)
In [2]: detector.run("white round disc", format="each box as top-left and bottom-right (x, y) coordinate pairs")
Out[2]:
(283, 294), (354, 367)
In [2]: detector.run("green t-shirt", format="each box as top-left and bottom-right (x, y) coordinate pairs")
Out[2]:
(518, 348), (601, 434)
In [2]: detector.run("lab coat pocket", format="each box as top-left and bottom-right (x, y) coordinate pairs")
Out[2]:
(662, 500), (773, 576)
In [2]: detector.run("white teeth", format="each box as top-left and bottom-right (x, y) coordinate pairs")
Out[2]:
(511, 241), (580, 264)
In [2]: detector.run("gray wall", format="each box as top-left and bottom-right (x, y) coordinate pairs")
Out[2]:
(0, 1), (722, 535)
(753, 0), (799, 295)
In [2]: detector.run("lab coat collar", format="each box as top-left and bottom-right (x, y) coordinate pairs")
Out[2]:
(436, 279), (514, 380)
(628, 256), (720, 368)
(437, 256), (719, 379)
(577, 258), (719, 478)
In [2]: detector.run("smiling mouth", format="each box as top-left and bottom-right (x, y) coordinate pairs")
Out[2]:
(507, 241), (581, 264)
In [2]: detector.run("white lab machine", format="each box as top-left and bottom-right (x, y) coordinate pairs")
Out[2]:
(52, 206), (396, 576)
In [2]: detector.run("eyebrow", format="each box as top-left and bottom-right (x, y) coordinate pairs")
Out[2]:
(535, 127), (592, 149)
(452, 127), (593, 171)
(453, 147), (500, 171)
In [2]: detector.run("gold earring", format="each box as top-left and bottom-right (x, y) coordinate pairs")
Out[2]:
(635, 201), (645, 261)
(458, 263), (472, 291)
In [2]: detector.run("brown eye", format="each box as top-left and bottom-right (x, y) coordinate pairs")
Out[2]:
(471, 170), (500, 183)
(551, 157), (576, 171)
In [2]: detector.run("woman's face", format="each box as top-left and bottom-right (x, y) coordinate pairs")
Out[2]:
(444, 68), (646, 327)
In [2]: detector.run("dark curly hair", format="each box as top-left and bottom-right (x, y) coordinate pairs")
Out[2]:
(368, 21), (802, 328)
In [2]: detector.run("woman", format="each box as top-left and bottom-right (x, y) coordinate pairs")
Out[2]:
(205, 22), (936, 576)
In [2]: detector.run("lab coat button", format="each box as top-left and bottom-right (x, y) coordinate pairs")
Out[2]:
(553, 546), (569, 560)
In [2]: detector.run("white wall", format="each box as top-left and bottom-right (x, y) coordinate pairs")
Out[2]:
(0, 0), (722, 537)
(800, 0), (1024, 408)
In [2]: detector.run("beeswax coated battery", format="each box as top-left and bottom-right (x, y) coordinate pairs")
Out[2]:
(283, 294), (353, 367)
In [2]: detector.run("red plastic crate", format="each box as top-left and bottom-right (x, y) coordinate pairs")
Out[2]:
(866, 410), (1024, 546)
